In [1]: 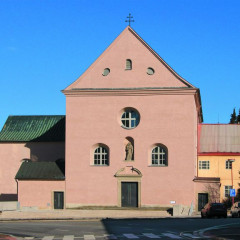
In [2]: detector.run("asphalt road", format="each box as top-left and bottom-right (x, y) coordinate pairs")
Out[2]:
(0, 218), (240, 239)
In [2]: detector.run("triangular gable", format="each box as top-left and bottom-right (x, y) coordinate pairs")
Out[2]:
(64, 27), (196, 90)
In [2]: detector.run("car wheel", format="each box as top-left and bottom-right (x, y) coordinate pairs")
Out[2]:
(224, 214), (227, 218)
(201, 213), (205, 218)
(238, 212), (240, 218)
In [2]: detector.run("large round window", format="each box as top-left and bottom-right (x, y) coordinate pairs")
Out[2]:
(121, 108), (140, 129)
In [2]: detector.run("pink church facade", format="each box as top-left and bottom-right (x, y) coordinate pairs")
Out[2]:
(0, 26), (205, 210)
(63, 27), (202, 208)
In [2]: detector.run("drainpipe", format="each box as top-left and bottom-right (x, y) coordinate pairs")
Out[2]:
(15, 179), (20, 210)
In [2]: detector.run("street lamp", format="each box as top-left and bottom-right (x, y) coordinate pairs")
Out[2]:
(227, 159), (235, 205)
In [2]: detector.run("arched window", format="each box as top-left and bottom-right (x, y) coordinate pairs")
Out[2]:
(151, 145), (168, 166)
(94, 145), (109, 166)
(126, 59), (132, 70)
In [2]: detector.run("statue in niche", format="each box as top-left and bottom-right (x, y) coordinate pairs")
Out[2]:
(125, 142), (133, 161)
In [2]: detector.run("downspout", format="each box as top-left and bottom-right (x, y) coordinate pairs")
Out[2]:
(15, 179), (20, 210)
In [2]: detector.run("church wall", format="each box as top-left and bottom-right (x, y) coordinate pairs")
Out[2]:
(0, 142), (65, 201)
(65, 92), (198, 208)
(18, 180), (65, 209)
(0, 143), (28, 199)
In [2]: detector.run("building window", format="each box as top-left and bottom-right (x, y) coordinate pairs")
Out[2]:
(199, 161), (210, 169)
(147, 67), (155, 75)
(126, 59), (132, 70)
(151, 145), (168, 166)
(226, 160), (232, 169)
(94, 146), (109, 166)
(224, 185), (233, 197)
(102, 68), (110, 76)
(121, 108), (140, 129)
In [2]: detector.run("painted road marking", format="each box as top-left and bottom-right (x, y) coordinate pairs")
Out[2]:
(103, 234), (118, 239)
(143, 233), (161, 238)
(21, 232), (198, 240)
(123, 234), (139, 239)
(42, 237), (54, 240)
(83, 235), (95, 240)
(161, 233), (182, 239)
(182, 233), (201, 239)
(63, 236), (74, 240)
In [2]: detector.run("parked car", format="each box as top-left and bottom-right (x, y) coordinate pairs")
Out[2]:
(230, 202), (240, 218)
(201, 203), (227, 218)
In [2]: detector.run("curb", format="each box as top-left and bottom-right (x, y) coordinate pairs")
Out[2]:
(0, 215), (201, 222)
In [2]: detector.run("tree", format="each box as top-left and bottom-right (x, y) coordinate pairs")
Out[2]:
(237, 109), (240, 124)
(230, 108), (237, 124)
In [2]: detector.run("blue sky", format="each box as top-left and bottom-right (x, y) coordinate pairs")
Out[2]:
(0, 0), (240, 128)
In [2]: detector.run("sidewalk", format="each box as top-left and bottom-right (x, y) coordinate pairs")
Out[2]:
(0, 209), (173, 221)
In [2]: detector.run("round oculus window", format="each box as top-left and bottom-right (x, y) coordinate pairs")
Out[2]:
(102, 68), (110, 76)
(121, 108), (140, 129)
(147, 67), (155, 75)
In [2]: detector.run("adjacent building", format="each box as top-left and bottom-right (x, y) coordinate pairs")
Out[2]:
(0, 116), (65, 209)
(196, 124), (240, 210)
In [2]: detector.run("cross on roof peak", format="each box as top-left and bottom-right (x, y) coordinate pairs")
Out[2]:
(125, 13), (134, 27)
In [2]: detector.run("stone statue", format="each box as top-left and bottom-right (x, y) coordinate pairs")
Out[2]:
(125, 142), (133, 160)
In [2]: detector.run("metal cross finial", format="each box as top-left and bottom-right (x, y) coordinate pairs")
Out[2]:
(125, 13), (134, 27)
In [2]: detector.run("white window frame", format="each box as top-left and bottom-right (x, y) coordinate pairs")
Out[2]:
(126, 59), (132, 70)
(224, 185), (232, 198)
(94, 146), (109, 166)
(151, 145), (167, 166)
(199, 160), (210, 170)
(121, 110), (139, 129)
(225, 160), (232, 169)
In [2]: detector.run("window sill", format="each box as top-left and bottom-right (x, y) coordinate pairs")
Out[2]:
(121, 125), (135, 130)
(148, 165), (168, 167)
(90, 165), (109, 167)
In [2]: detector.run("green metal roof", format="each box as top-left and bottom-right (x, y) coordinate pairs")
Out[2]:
(0, 115), (65, 142)
(15, 161), (65, 180)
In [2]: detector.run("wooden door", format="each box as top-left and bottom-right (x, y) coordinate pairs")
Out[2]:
(121, 182), (138, 207)
(54, 191), (64, 209)
(198, 193), (208, 211)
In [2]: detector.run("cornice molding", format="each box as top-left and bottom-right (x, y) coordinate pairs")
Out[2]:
(62, 87), (198, 97)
